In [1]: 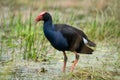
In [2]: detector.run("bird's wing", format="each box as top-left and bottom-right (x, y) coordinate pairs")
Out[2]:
(54, 24), (96, 47)
(54, 24), (84, 51)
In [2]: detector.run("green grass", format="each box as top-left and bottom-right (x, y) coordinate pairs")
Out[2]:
(85, 13), (119, 41)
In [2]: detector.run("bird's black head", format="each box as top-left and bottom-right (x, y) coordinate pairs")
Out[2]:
(35, 12), (52, 22)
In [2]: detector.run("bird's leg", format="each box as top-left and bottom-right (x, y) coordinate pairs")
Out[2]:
(70, 52), (79, 72)
(62, 51), (67, 72)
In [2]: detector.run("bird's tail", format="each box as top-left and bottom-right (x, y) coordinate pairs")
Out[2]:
(80, 45), (94, 54)
(87, 40), (96, 47)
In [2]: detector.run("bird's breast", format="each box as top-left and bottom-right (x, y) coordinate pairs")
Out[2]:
(44, 29), (68, 51)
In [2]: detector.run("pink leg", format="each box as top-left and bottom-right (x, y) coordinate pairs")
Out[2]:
(70, 52), (79, 72)
(62, 51), (67, 72)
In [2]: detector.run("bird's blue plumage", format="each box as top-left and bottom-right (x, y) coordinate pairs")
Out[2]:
(43, 21), (68, 51)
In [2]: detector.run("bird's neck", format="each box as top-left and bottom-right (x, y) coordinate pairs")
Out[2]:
(44, 20), (54, 30)
(43, 20), (56, 43)
(43, 19), (54, 35)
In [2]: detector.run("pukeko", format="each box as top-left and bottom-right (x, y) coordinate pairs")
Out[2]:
(35, 12), (96, 72)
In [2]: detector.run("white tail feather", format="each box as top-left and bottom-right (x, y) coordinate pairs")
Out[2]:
(83, 37), (88, 44)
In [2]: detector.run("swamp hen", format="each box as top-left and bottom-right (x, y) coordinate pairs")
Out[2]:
(35, 12), (96, 72)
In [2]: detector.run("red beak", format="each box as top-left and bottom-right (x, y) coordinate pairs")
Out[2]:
(35, 15), (43, 22)
(35, 11), (46, 23)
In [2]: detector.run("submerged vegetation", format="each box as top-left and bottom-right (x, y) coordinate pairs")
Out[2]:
(0, 0), (120, 80)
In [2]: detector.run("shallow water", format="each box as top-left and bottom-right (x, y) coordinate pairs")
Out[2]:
(0, 43), (119, 80)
